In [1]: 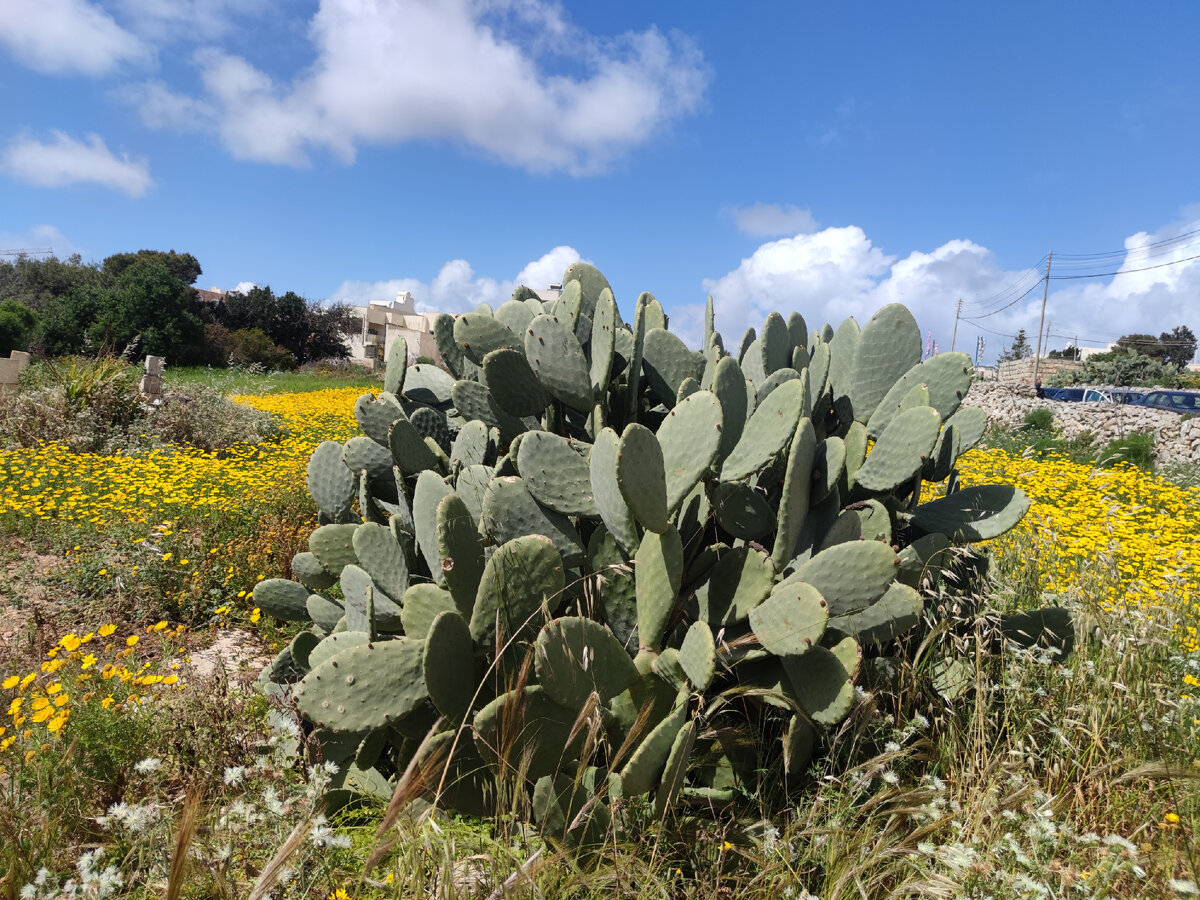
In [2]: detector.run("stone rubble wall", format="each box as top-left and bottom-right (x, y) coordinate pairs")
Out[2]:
(964, 381), (1200, 467)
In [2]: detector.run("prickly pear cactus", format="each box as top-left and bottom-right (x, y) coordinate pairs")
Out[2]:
(259, 263), (1045, 834)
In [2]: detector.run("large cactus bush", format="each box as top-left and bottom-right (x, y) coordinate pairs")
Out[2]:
(256, 263), (1046, 841)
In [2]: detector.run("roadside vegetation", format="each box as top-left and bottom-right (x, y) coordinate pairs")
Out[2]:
(0, 373), (1197, 898)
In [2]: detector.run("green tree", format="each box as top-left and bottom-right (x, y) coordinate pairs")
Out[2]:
(1159, 325), (1197, 368)
(216, 286), (354, 364)
(998, 328), (1032, 363)
(1114, 332), (1168, 362)
(89, 260), (205, 361)
(39, 285), (107, 356)
(0, 254), (105, 312)
(102, 250), (202, 286)
(0, 300), (39, 354)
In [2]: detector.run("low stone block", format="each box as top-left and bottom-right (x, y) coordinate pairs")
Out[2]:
(145, 355), (165, 376)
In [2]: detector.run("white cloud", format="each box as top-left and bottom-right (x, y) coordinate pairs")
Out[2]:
(0, 0), (148, 76)
(113, 0), (273, 42)
(730, 203), (818, 237)
(328, 246), (583, 315)
(1, 131), (153, 197)
(121, 81), (218, 132)
(0, 225), (81, 260)
(132, 0), (708, 173)
(699, 214), (1200, 366)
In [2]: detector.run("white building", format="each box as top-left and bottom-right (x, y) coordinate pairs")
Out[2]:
(346, 286), (564, 372)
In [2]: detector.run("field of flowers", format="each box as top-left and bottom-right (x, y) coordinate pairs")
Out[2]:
(0, 386), (1197, 897)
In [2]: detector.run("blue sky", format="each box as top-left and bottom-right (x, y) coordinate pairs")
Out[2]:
(3, 1), (1199, 361)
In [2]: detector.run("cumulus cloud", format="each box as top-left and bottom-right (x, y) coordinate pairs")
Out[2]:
(730, 203), (818, 237)
(129, 0), (709, 173)
(699, 215), (1200, 366)
(329, 246), (584, 314)
(1, 131), (153, 196)
(0, 0), (148, 76)
(112, 0), (273, 42)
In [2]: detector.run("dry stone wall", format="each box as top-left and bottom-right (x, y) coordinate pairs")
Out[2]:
(965, 381), (1200, 467)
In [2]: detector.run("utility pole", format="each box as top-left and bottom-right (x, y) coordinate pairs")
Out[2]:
(1032, 252), (1052, 386)
(950, 298), (963, 352)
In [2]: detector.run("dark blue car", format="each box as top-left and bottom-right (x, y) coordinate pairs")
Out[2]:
(1133, 390), (1200, 413)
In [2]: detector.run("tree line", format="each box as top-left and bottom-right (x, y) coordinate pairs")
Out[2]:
(0, 250), (360, 369)
(998, 324), (1198, 387)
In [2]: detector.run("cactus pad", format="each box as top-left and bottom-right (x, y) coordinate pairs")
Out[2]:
(534, 616), (640, 709)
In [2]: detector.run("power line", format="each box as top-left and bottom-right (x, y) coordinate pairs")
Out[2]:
(961, 275), (1047, 321)
(1054, 226), (1200, 260)
(1048, 251), (1200, 280)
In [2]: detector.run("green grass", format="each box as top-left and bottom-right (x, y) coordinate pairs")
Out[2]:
(163, 365), (379, 395)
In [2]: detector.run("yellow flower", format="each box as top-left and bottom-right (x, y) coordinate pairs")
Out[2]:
(47, 717), (65, 733)
(98, 624), (116, 637)
(46, 683), (62, 695)
(249, 608), (261, 623)
(30, 697), (49, 712)
(126, 635), (139, 647)
(8, 697), (23, 715)
(20, 673), (35, 688)
(162, 675), (178, 686)
(23, 750), (35, 764)
(59, 634), (81, 652)
(100, 696), (114, 709)
(1165, 812), (1181, 824)
(31, 707), (52, 723)
(152, 621), (168, 632)
(54, 695), (69, 708)
(1, 676), (17, 690)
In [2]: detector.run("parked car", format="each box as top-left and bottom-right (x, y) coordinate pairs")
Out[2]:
(1110, 389), (1145, 405)
(1042, 387), (1085, 402)
(1082, 388), (1114, 403)
(1132, 390), (1200, 413)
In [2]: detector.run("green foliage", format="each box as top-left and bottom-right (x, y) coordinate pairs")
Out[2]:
(203, 323), (297, 369)
(0, 299), (39, 354)
(1050, 347), (1182, 388)
(1022, 407), (1054, 431)
(0, 253), (105, 313)
(216, 286), (356, 365)
(257, 262), (1053, 838)
(101, 249), (203, 285)
(89, 260), (205, 362)
(997, 328), (1032, 363)
(1096, 430), (1156, 472)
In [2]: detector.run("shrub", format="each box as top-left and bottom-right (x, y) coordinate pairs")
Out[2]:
(1022, 407), (1054, 431)
(226, 327), (297, 370)
(0, 299), (39, 354)
(1096, 430), (1156, 472)
(150, 384), (283, 452)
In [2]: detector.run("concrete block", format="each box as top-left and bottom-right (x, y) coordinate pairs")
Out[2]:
(145, 355), (165, 375)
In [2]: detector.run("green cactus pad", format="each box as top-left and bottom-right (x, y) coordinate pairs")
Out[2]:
(910, 484), (1030, 542)
(848, 304), (922, 424)
(842, 421), (868, 488)
(720, 378), (805, 483)
(470, 534), (565, 646)
(342, 435), (395, 481)
(307, 441), (355, 523)
(403, 363), (456, 407)
(473, 685), (585, 780)
(654, 718), (697, 818)
(563, 261), (612, 320)
(448, 419), (489, 471)
(692, 546), (773, 626)
(518, 431), (597, 517)
(409, 406), (451, 452)
(944, 405), (987, 453)
(712, 356), (749, 464)
(400, 584), (457, 639)
(292, 551), (337, 591)
(453, 310), (522, 364)
(819, 499), (892, 552)
(635, 526), (683, 651)
(483, 348), (550, 418)
(454, 464), (492, 528)
(741, 338), (766, 387)
(413, 472), (453, 585)
(253, 578), (311, 622)
(761, 312), (792, 375)
(480, 476), (584, 567)
(931, 657), (972, 701)
(494, 297), (536, 337)
(354, 391), (405, 447)
(853, 406), (941, 493)
(999, 607), (1074, 655)
(451, 380), (527, 444)
(827, 582), (923, 646)
(437, 493), (485, 619)
(657, 390), (723, 514)
(387, 412), (439, 476)
(811, 437), (845, 505)
(780, 646), (855, 725)
(866, 351), (973, 438)
(898, 382), (931, 414)
(826, 318), (858, 395)
(590, 428), (639, 554)
(806, 340), (831, 415)
(783, 714), (814, 778)
(922, 422), (961, 482)
(787, 311), (808, 351)
(757, 367), (801, 404)
(423, 610), (476, 722)
(616, 423), (670, 533)
(306, 594), (345, 633)
(534, 616), (640, 709)
(383, 336), (408, 396)
(618, 691), (688, 796)
(293, 637), (427, 734)
(433, 313), (467, 379)
(749, 581), (829, 657)
(642, 328), (698, 406)
(525, 313), (593, 412)
(651, 647), (687, 690)
(675, 377), (700, 403)
(352, 523), (409, 603)
(590, 288), (617, 395)
(773, 417), (817, 570)
(711, 482), (775, 541)
(357, 469), (386, 527)
(784, 539), (901, 616)
(309, 524), (360, 577)
(679, 620), (716, 690)
(307, 631), (370, 671)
